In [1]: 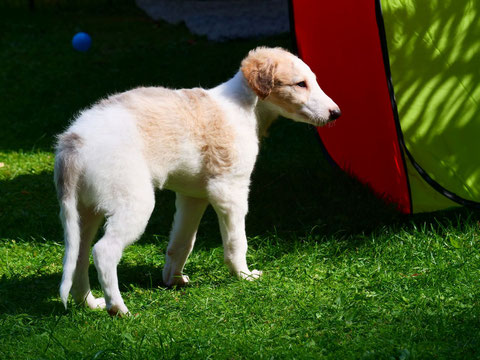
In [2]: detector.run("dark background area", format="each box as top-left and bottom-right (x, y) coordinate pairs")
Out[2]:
(0, 0), (406, 244)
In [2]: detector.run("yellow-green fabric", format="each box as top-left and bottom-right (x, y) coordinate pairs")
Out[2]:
(405, 156), (458, 213)
(382, 0), (480, 212)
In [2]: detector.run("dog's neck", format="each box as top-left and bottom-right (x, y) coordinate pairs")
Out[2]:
(255, 99), (280, 138)
(211, 71), (280, 138)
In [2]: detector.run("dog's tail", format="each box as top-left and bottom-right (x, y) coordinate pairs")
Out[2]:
(54, 132), (84, 309)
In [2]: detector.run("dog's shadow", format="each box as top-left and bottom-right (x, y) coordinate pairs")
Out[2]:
(0, 263), (175, 317)
(0, 271), (64, 316)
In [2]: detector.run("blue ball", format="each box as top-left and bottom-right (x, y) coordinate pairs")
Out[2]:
(72, 32), (92, 52)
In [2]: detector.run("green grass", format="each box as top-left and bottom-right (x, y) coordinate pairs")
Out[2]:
(1, 2), (480, 359)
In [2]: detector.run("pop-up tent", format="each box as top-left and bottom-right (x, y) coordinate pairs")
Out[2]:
(290, 0), (480, 213)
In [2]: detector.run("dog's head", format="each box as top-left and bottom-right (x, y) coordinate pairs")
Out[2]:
(241, 47), (341, 126)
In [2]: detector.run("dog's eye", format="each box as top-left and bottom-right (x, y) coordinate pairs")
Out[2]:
(295, 81), (307, 88)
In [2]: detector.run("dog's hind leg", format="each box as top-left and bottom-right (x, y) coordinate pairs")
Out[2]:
(70, 204), (105, 309)
(163, 193), (209, 287)
(92, 181), (155, 316)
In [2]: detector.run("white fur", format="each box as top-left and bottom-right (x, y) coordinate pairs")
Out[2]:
(54, 47), (340, 315)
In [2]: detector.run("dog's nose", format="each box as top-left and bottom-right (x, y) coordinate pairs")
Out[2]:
(329, 108), (342, 121)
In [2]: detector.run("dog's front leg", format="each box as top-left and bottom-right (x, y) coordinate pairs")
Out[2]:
(209, 182), (262, 280)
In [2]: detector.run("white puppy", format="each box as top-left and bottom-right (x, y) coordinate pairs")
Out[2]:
(54, 47), (340, 315)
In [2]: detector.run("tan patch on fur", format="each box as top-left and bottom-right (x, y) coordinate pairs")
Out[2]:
(181, 89), (236, 176)
(54, 132), (83, 200)
(109, 87), (236, 178)
(105, 87), (182, 165)
(240, 47), (285, 99)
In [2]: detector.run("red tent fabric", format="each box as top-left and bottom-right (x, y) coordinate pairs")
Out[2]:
(291, 0), (411, 213)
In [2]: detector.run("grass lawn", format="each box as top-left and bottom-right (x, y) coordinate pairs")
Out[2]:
(1, 2), (480, 359)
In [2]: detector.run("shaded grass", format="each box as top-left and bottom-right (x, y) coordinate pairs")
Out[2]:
(1, 2), (480, 359)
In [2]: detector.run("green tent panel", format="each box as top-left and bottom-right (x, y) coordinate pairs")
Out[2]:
(383, 0), (480, 212)
(290, 0), (480, 213)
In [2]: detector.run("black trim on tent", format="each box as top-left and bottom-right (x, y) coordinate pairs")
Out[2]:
(403, 147), (480, 209)
(374, 0), (480, 211)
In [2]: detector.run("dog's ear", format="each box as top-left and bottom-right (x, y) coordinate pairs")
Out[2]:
(241, 50), (277, 100)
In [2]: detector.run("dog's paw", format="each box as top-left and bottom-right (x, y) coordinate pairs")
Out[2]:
(76, 292), (106, 310)
(86, 296), (106, 310)
(107, 303), (130, 317)
(165, 274), (190, 287)
(240, 269), (263, 281)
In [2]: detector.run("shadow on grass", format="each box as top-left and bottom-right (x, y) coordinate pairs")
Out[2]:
(0, 271), (64, 316)
(0, 263), (167, 317)
(0, 172), (61, 241)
